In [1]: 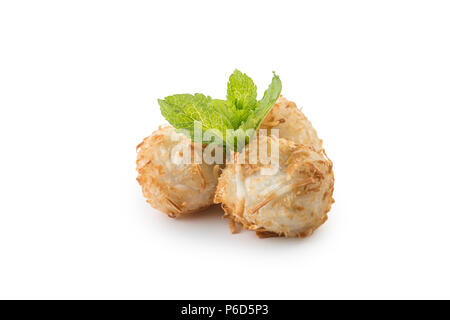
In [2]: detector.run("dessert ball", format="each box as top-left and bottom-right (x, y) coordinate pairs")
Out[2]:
(137, 126), (220, 217)
(260, 95), (323, 151)
(214, 135), (334, 237)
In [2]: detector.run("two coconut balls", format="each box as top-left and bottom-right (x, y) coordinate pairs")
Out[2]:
(136, 96), (334, 238)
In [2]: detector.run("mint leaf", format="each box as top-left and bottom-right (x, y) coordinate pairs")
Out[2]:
(227, 69), (257, 111)
(239, 72), (282, 133)
(209, 99), (235, 127)
(157, 71), (282, 150)
(158, 93), (232, 144)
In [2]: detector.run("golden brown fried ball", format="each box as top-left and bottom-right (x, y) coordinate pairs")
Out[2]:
(214, 135), (334, 238)
(137, 126), (220, 217)
(260, 95), (323, 151)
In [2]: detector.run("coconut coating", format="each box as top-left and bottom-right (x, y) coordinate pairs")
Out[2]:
(260, 95), (323, 151)
(214, 135), (334, 238)
(137, 126), (220, 217)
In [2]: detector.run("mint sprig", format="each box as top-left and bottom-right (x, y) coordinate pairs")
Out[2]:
(158, 70), (282, 151)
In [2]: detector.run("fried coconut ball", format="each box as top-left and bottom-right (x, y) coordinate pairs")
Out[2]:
(260, 95), (323, 151)
(137, 126), (220, 217)
(214, 135), (334, 238)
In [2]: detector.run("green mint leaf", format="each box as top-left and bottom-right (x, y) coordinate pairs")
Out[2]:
(209, 99), (235, 127)
(158, 93), (232, 145)
(226, 69), (257, 111)
(157, 71), (282, 151)
(239, 72), (282, 134)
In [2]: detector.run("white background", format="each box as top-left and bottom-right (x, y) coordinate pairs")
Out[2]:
(1, 1), (449, 299)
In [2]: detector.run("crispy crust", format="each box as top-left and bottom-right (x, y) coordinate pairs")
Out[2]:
(260, 95), (323, 152)
(137, 126), (219, 217)
(214, 133), (335, 238)
(214, 96), (334, 238)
